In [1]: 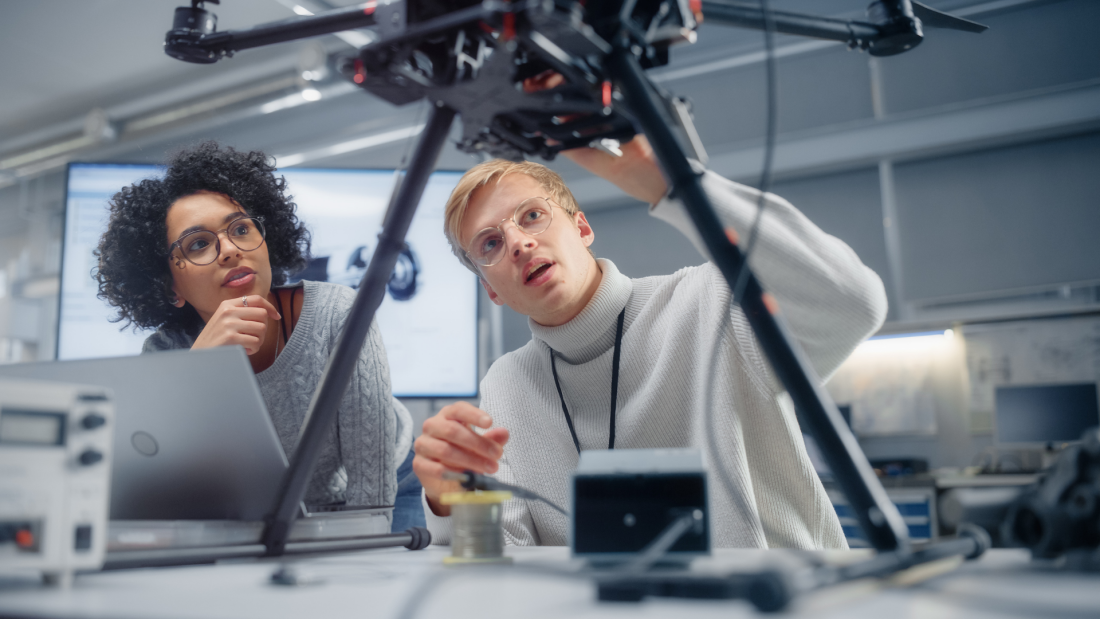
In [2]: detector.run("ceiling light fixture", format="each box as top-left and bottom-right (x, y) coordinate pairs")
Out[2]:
(274, 123), (426, 167)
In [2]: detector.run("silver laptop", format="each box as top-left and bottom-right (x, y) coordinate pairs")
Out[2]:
(0, 347), (289, 521)
(0, 347), (392, 563)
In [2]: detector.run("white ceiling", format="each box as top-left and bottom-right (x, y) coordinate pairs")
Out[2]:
(0, 0), (1022, 196)
(0, 0), (300, 139)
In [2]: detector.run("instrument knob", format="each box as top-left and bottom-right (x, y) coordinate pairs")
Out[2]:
(78, 450), (104, 466)
(81, 413), (107, 430)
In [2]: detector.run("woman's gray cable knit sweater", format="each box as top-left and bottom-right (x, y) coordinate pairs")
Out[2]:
(143, 280), (413, 513)
(425, 171), (887, 549)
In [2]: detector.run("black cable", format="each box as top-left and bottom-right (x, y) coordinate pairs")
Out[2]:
(702, 304), (764, 535)
(491, 479), (569, 517)
(549, 351), (582, 453)
(731, 0), (778, 303)
(701, 0), (781, 541)
(451, 471), (570, 516)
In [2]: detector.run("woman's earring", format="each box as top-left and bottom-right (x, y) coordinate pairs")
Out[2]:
(168, 294), (184, 308)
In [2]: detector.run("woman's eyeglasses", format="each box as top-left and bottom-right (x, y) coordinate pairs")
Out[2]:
(168, 215), (266, 266)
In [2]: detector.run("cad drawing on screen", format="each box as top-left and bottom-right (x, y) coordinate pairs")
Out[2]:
(292, 240), (420, 301)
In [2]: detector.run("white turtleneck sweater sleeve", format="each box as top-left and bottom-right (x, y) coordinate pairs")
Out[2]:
(650, 171), (888, 382)
(424, 171), (885, 550)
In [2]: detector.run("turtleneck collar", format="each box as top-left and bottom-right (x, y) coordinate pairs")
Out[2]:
(528, 258), (632, 363)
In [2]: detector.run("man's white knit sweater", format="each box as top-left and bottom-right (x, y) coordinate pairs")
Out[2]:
(426, 171), (887, 549)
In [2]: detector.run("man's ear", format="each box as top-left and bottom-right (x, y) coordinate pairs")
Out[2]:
(480, 278), (504, 306)
(574, 211), (595, 248)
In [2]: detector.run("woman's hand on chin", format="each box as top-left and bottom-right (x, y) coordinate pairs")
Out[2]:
(190, 294), (281, 355)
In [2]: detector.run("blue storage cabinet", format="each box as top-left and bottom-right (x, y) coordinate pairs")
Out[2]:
(828, 487), (937, 547)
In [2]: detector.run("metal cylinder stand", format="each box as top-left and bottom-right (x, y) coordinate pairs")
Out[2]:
(441, 491), (513, 565)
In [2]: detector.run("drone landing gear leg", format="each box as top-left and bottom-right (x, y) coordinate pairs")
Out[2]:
(604, 47), (909, 554)
(261, 102), (457, 556)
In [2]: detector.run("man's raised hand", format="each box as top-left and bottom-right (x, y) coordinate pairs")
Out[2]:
(562, 134), (669, 205)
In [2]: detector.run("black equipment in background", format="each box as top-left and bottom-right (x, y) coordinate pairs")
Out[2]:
(159, 0), (996, 610)
(1000, 427), (1100, 564)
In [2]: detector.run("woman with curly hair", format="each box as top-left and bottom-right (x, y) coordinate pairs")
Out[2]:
(95, 141), (423, 531)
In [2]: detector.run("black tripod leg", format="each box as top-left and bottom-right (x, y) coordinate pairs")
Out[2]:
(261, 103), (458, 556)
(605, 48), (909, 552)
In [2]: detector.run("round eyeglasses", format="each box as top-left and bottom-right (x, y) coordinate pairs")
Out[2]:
(168, 215), (266, 267)
(465, 197), (557, 268)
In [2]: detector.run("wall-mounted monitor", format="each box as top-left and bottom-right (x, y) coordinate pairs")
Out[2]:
(995, 382), (1100, 444)
(60, 163), (477, 398)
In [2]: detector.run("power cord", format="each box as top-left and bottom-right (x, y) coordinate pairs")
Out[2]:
(730, 0), (778, 303)
(442, 470), (569, 516)
(702, 0), (781, 540)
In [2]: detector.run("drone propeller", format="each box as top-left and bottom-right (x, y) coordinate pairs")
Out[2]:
(700, 0), (986, 56)
(911, 1), (988, 33)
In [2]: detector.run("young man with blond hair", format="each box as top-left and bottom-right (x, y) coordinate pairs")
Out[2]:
(412, 137), (887, 548)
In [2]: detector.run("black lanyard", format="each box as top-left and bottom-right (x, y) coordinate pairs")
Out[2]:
(549, 308), (626, 454)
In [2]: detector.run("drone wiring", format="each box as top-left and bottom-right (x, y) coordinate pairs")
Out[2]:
(701, 0), (782, 550)
(731, 0), (778, 304)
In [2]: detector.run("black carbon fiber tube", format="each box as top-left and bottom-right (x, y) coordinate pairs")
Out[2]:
(700, 1), (879, 44)
(261, 104), (457, 556)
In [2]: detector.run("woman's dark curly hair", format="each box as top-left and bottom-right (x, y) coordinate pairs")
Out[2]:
(95, 142), (311, 334)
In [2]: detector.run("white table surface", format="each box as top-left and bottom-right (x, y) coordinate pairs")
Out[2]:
(1, 546), (1098, 619)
